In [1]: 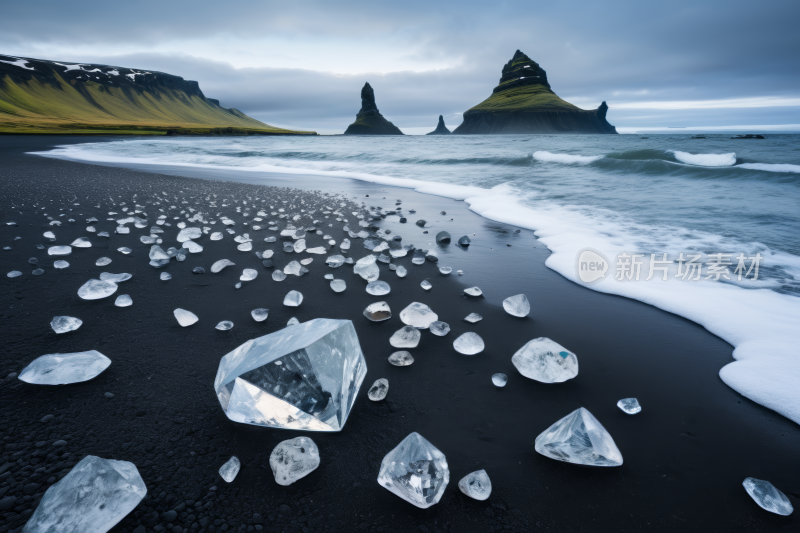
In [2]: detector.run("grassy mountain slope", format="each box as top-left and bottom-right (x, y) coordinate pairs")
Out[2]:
(467, 83), (581, 114)
(0, 55), (314, 135)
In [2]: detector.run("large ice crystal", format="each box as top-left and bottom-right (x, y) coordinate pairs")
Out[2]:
(354, 255), (380, 281)
(50, 316), (82, 334)
(214, 318), (367, 431)
(743, 477), (793, 516)
(77, 279), (118, 300)
(511, 337), (578, 383)
(534, 408), (623, 467)
(21, 455), (146, 533)
(390, 326), (421, 348)
(377, 432), (449, 509)
(502, 294), (530, 317)
(19, 350), (111, 385)
(453, 332), (484, 355)
(270, 437), (320, 486)
(399, 302), (438, 329)
(177, 227), (201, 242)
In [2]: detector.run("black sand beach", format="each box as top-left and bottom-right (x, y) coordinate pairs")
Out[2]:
(1, 136), (798, 533)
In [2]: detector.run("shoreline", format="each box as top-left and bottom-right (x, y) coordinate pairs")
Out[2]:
(1, 135), (798, 532)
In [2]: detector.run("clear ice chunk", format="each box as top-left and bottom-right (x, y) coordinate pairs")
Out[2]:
(284, 261), (303, 276)
(535, 407), (623, 467)
(219, 456), (240, 483)
(439, 266), (452, 275)
(48, 246), (71, 256)
(354, 255), (380, 281)
(326, 255), (345, 268)
(287, 317), (300, 326)
(251, 308), (269, 322)
(184, 240), (203, 253)
(464, 286), (482, 297)
(174, 308), (199, 327)
(388, 351), (414, 366)
(53, 260), (69, 269)
(272, 270), (287, 281)
(368, 378), (389, 401)
(160, 272), (172, 281)
(283, 290), (303, 307)
(390, 326), (420, 348)
(503, 294), (530, 317)
(211, 259), (235, 273)
(492, 373), (508, 387)
(377, 432), (449, 509)
(330, 279), (347, 293)
(213, 318), (367, 431)
(458, 470), (492, 501)
(363, 301), (391, 321)
(420, 280), (432, 290)
(453, 332), (484, 355)
(240, 269), (258, 281)
(399, 302), (438, 329)
(429, 321), (450, 336)
(617, 398), (641, 415)
(366, 281), (390, 296)
(743, 477), (794, 516)
(21, 455), (146, 533)
(396, 265), (407, 278)
(100, 272), (132, 283)
(114, 294), (132, 307)
(7, 271), (22, 278)
(19, 350), (111, 385)
(177, 227), (202, 242)
(464, 313), (483, 323)
(78, 279), (118, 300)
(216, 321), (234, 331)
(512, 337), (578, 383)
(116, 247), (131, 254)
(270, 437), (320, 486)
(96, 257), (112, 266)
(50, 316), (82, 334)
(71, 237), (92, 248)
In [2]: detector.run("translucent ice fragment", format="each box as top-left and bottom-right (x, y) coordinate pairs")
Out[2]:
(366, 281), (390, 296)
(100, 272), (132, 283)
(71, 237), (92, 248)
(464, 313), (483, 323)
(429, 321), (450, 336)
(19, 350), (111, 385)
(251, 308), (269, 322)
(390, 326), (420, 348)
(174, 308), (199, 327)
(464, 286), (482, 297)
(363, 301), (391, 321)
(240, 269), (258, 281)
(219, 456), (240, 483)
(458, 470), (491, 501)
(453, 332), (484, 355)
(48, 246), (71, 256)
(283, 290), (303, 307)
(354, 255), (380, 281)
(211, 259), (235, 273)
(51, 316), (82, 334)
(177, 227), (201, 242)
(160, 272), (172, 281)
(331, 279), (347, 293)
(492, 373), (508, 387)
(388, 351), (414, 366)
(270, 437), (320, 486)
(512, 337), (578, 383)
(396, 265), (407, 278)
(368, 378), (389, 401)
(743, 477), (794, 516)
(617, 398), (641, 414)
(96, 257), (112, 266)
(377, 432), (448, 509)
(78, 279), (118, 300)
(326, 255), (345, 268)
(114, 294), (132, 307)
(420, 280), (432, 290)
(216, 321), (234, 331)
(272, 269), (287, 281)
(54, 260), (69, 269)
(503, 294), (530, 317)
(400, 302), (438, 329)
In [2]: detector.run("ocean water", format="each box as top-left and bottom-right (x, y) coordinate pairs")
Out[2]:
(38, 134), (800, 423)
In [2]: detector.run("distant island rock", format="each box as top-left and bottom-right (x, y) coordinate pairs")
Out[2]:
(453, 50), (617, 135)
(343, 83), (403, 135)
(426, 115), (452, 135)
(0, 54), (315, 135)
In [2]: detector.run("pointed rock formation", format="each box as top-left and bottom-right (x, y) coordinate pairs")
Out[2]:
(344, 83), (404, 135)
(453, 50), (617, 135)
(426, 115), (452, 135)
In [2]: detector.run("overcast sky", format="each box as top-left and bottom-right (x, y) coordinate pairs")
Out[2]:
(3, 0), (799, 133)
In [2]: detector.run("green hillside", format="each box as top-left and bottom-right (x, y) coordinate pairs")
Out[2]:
(467, 83), (581, 114)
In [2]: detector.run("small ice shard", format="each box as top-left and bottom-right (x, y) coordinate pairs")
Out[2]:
(368, 378), (389, 401)
(617, 398), (641, 415)
(436, 231), (451, 244)
(464, 286), (482, 297)
(6, 271), (21, 278)
(287, 317), (300, 326)
(396, 265), (407, 278)
(438, 266), (452, 275)
(420, 280), (432, 290)
(503, 294), (530, 317)
(458, 235), (471, 246)
(251, 308), (269, 322)
(363, 301), (391, 321)
(219, 456), (241, 483)
(492, 373), (508, 387)
(100, 272), (132, 283)
(210, 232), (223, 240)
(216, 321), (234, 331)
(458, 470), (492, 501)
(306, 246), (326, 254)
(114, 294), (132, 307)
(237, 242), (253, 252)
(96, 257), (112, 266)
(54, 260), (69, 269)
(743, 477), (794, 516)
(174, 308), (199, 327)
(293, 239), (307, 253)
(366, 281), (391, 296)
(240, 268), (258, 281)
(270, 437), (320, 486)
(283, 290), (303, 307)
(453, 332), (485, 355)
(283, 261), (303, 276)
(184, 240), (203, 253)
(32, 268), (44, 276)
(43, 231), (56, 239)
(160, 272), (172, 281)
(71, 237), (91, 248)
(177, 227), (202, 242)
(324, 273), (334, 280)
(464, 313), (483, 323)
(390, 326), (421, 348)
(535, 407), (623, 467)
(377, 432), (448, 509)
(51, 316), (82, 334)
(211, 259), (235, 273)
(354, 255), (380, 281)
(388, 351), (414, 366)
(235, 282), (242, 289)
(115, 226), (129, 234)
(20, 455), (146, 532)
(512, 337), (578, 383)
(19, 350), (111, 385)
(429, 321), (450, 336)
(326, 255), (345, 268)
(331, 279), (347, 293)
(300, 258), (314, 265)
(117, 247), (131, 254)
(78, 279), (118, 300)
(48, 245), (71, 256)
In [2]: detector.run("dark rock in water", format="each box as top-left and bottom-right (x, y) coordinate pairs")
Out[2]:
(515, 229), (521, 233)
(453, 50), (617, 135)
(399, 217), (407, 223)
(459, 235), (472, 246)
(393, 235), (402, 241)
(426, 115), (452, 135)
(436, 231), (451, 244)
(262, 259), (274, 268)
(440, 211), (446, 215)
(731, 134), (765, 139)
(416, 219), (427, 227)
(192, 267), (205, 274)
(423, 230), (428, 234)
(344, 83), (404, 135)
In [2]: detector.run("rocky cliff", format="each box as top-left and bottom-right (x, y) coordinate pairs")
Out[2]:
(343, 83), (403, 135)
(453, 50), (617, 135)
(426, 115), (452, 135)
(0, 54), (315, 135)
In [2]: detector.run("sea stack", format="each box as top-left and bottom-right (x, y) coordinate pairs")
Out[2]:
(344, 82), (404, 135)
(453, 50), (617, 135)
(426, 115), (452, 135)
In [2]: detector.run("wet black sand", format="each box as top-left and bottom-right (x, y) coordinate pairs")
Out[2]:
(1, 136), (799, 532)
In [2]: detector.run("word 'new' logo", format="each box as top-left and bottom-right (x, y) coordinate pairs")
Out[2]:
(575, 248), (609, 284)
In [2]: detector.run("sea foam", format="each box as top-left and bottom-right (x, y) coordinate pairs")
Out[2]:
(672, 151), (737, 167)
(533, 151), (603, 165)
(737, 163), (800, 174)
